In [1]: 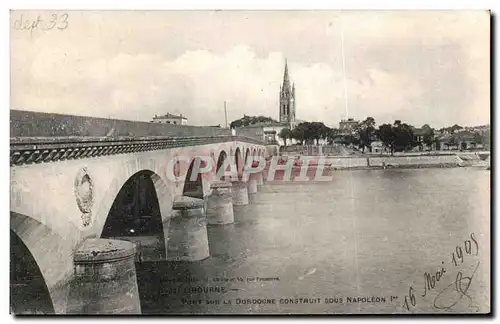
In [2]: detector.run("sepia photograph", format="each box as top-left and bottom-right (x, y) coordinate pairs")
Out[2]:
(9, 8), (491, 315)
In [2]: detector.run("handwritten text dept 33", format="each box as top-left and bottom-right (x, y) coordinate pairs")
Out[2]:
(12, 12), (68, 36)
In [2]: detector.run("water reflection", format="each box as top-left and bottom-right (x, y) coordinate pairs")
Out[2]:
(207, 224), (238, 263)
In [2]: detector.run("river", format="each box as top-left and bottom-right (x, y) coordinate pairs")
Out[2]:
(136, 167), (490, 314)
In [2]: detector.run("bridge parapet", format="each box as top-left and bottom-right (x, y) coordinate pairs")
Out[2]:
(10, 110), (232, 138)
(10, 135), (264, 166)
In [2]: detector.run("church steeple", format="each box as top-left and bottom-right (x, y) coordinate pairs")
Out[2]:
(279, 59), (296, 128)
(283, 59), (290, 91)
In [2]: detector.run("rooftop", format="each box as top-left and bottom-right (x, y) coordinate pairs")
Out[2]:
(411, 127), (427, 136)
(411, 125), (433, 136)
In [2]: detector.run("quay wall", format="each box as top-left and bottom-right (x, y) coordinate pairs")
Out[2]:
(264, 155), (468, 182)
(323, 157), (368, 169)
(272, 155), (467, 170)
(367, 155), (465, 168)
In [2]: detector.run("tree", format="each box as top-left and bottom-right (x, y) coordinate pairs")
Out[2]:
(377, 124), (396, 155)
(279, 128), (292, 147)
(357, 117), (376, 152)
(446, 136), (458, 150)
(290, 122), (330, 145)
(484, 129), (491, 149)
(376, 120), (416, 154)
(423, 128), (435, 149)
(326, 128), (340, 144)
(282, 121), (339, 146)
(230, 115), (278, 128)
(361, 117), (376, 132)
(302, 122), (316, 144)
(290, 126), (305, 145)
(310, 122), (330, 144)
(393, 121), (416, 151)
(473, 132), (484, 145)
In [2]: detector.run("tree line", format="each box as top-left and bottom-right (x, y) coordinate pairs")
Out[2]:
(277, 117), (426, 154)
(230, 114), (490, 154)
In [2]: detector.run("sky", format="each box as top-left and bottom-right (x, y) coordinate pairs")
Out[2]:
(10, 10), (490, 129)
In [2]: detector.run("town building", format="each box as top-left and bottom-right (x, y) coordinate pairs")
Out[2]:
(411, 125), (434, 151)
(235, 123), (282, 145)
(371, 140), (385, 153)
(151, 113), (188, 125)
(435, 131), (483, 151)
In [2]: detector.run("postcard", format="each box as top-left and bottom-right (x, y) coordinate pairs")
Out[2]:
(10, 10), (491, 315)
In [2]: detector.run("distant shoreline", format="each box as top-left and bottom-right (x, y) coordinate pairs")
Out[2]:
(279, 151), (490, 158)
(261, 164), (489, 183)
(266, 163), (477, 173)
(262, 154), (490, 181)
(325, 164), (488, 171)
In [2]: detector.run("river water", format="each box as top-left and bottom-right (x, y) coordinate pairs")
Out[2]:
(136, 167), (490, 314)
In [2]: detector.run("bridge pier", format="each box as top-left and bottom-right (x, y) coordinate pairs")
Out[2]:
(255, 172), (264, 186)
(167, 196), (209, 261)
(206, 181), (234, 225)
(67, 239), (141, 314)
(231, 180), (249, 205)
(247, 174), (258, 194)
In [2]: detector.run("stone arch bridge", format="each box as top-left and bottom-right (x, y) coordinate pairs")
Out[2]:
(10, 111), (267, 314)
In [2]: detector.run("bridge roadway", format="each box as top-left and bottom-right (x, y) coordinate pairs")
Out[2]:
(10, 111), (268, 314)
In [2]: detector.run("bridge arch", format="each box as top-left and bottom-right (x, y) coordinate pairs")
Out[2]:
(10, 212), (63, 314)
(98, 169), (171, 261)
(234, 147), (243, 176)
(10, 229), (54, 315)
(244, 147), (252, 174)
(215, 150), (228, 180)
(182, 157), (205, 199)
(244, 147), (251, 164)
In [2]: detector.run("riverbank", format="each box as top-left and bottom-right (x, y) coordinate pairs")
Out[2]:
(262, 154), (490, 181)
(270, 154), (468, 170)
(328, 163), (466, 171)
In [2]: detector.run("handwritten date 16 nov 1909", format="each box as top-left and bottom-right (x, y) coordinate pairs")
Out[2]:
(402, 232), (479, 312)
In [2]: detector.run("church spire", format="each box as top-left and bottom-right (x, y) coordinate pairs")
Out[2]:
(282, 59), (290, 91)
(279, 59), (296, 127)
